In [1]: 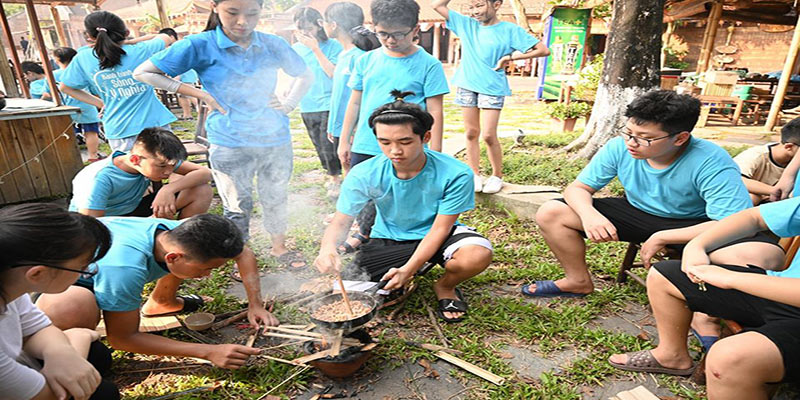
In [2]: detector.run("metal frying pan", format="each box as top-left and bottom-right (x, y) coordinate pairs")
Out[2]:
(309, 280), (389, 331)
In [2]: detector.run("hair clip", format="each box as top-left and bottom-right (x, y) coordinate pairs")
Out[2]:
(96, 27), (107, 32)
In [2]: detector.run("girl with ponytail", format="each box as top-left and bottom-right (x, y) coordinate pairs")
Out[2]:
(134, 0), (315, 272)
(58, 11), (176, 152)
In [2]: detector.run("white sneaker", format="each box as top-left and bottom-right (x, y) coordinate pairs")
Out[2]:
(473, 174), (483, 192)
(482, 175), (503, 194)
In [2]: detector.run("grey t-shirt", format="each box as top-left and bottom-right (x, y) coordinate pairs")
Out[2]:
(0, 294), (51, 399)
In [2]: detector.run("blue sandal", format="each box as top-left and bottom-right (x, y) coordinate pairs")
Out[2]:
(689, 328), (719, 352)
(521, 280), (587, 298)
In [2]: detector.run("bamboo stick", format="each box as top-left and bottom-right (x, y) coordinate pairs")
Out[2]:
(263, 331), (361, 346)
(257, 353), (301, 366)
(211, 310), (248, 330)
(434, 351), (505, 385)
(425, 304), (450, 348)
(336, 272), (354, 317)
(257, 365), (311, 399)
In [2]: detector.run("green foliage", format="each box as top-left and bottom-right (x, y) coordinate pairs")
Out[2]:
(547, 101), (592, 120)
(664, 47), (689, 71)
(574, 53), (603, 102)
(2, 4), (24, 16)
(723, 145), (749, 158)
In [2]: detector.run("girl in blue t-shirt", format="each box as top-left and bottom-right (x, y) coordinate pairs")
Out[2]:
(322, 1), (379, 251)
(59, 11), (176, 152)
(133, 0), (314, 273)
(293, 7), (344, 196)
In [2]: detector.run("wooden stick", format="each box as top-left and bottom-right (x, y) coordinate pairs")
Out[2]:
(214, 307), (248, 320)
(211, 310), (248, 330)
(335, 272), (354, 317)
(259, 340), (305, 351)
(434, 351), (505, 385)
(292, 348), (335, 364)
(126, 363), (208, 374)
(425, 304), (450, 348)
(265, 326), (325, 338)
(244, 296), (273, 347)
(263, 332), (361, 346)
(257, 354), (302, 366)
(257, 365), (311, 399)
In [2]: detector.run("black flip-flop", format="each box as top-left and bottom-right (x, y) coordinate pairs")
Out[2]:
(338, 233), (369, 254)
(141, 294), (207, 318)
(436, 287), (467, 323)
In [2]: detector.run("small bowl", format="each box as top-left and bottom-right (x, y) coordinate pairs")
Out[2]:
(184, 312), (215, 331)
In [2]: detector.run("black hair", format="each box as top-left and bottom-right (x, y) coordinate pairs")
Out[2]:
(52, 47), (77, 65)
(624, 90), (701, 135)
(84, 11), (128, 70)
(368, 90), (433, 138)
(0, 203), (111, 309)
(294, 7), (328, 43)
(166, 214), (244, 261)
(205, 0), (265, 31)
(21, 61), (43, 75)
(158, 28), (179, 40)
(133, 127), (188, 161)
(324, 2), (379, 51)
(782, 117), (800, 145)
(371, 0), (419, 28)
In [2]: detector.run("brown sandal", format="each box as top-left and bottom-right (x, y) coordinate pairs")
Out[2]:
(609, 350), (695, 376)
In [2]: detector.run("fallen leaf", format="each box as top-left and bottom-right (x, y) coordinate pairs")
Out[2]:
(636, 330), (650, 341)
(498, 352), (514, 359)
(417, 359), (439, 378)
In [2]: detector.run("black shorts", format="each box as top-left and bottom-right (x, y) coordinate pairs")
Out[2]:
(345, 225), (492, 282)
(655, 260), (800, 383)
(123, 183), (179, 218)
(558, 197), (780, 251)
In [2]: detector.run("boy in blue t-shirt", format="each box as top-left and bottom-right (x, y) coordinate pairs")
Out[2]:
(315, 93), (493, 323)
(21, 61), (47, 99)
(335, 0), (450, 253)
(432, 0), (549, 194)
(38, 214), (277, 370)
(528, 90), (784, 299)
(69, 127), (212, 220)
(609, 197), (800, 397)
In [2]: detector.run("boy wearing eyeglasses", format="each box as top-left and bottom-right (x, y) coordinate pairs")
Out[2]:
(334, 0), (450, 253)
(525, 90), (784, 299)
(37, 214), (277, 370)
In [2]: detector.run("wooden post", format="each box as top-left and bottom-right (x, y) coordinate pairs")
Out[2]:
(24, 0), (61, 105)
(765, 13), (800, 131)
(696, 0), (722, 73)
(0, 0), (29, 98)
(0, 35), (20, 96)
(155, 0), (170, 29)
(432, 23), (441, 61)
(50, 6), (68, 47)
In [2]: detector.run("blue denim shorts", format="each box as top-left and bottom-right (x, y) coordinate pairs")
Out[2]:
(453, 87), (505, 110)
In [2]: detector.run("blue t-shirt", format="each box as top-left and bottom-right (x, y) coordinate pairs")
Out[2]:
(150, 27), (308, 148)
(328, 47), (364, 138)
(348, 47), (449, 156)
(179, 69), (199, 84)
(47, 69), (100, 124)
(293, 39), (342, 113)
(29, 78), (47, 99)
(60, 38), (177, 140)
(763, 197), (800, 277)
(82, 217), (183, 312)
(337, 149), (474, 241)
(68, 151), (182, 215)
(577, 137), (752, 220)
(447, 10), (538, 97)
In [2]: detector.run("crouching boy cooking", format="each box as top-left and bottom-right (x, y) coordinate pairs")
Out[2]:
(314, 90), (493, 323)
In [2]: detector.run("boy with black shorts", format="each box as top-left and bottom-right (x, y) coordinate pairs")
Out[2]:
(315, 92), (492, 323)
(529, 90), (784, 299)
(610, 197), (800, 399)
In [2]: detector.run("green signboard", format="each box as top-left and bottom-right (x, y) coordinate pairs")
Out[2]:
(537, 8), (591, 100)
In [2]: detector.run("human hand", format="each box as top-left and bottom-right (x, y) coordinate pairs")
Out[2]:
(268, 95), (294, 114)
(202, 93), (227, 115)
(494, 55), (511, 71)
(770, 177), (794, 202)
(581, 212), (618, 242)
(327, 132), (334, 143)
(640, 232), (666, 269)
(151, 186), (177, 219)
(684, 264), (736, 289)
(206, 344), (261, 369)
(41, 346), (101, 400)
(337, 142), (351, 171)
(381, 266), (413, 291)
(314, 251), (341, 274)
(97, 106), (104, 119)
(295, 31), (319, 50)
(680, 243), (712, 281)
(247, 306), (279, 332)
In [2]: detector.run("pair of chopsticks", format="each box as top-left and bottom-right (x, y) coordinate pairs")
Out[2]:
(329, 254), (355, 317)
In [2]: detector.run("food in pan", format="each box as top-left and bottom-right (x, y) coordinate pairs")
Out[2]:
(312, 299), (372, 322)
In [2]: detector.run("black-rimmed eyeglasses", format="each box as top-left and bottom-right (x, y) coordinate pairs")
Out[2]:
(10, 262), (98, 279)
(375, 28), (414, 41)
(619, 131), (674, 147)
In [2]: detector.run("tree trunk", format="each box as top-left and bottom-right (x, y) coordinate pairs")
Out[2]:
(564, 0), (665, 159)
(508, 0), (533, 32)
